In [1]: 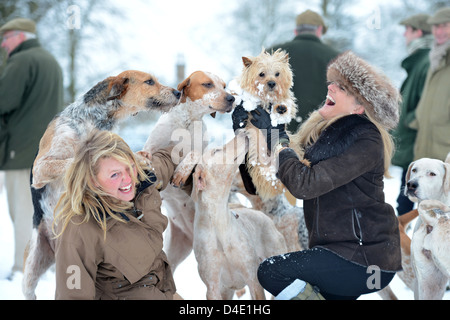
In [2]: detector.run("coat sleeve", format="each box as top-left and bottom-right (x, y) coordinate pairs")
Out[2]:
(149, 146), (176, 191)
(277, 133), (383, 200)
(55, 237), (98, 300)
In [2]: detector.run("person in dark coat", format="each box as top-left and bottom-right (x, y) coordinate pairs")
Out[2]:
(270, 10), (339, 134)
(0, 18), (63, 276)
(233, 51), (402, 300)
(392, 14), (432, 216)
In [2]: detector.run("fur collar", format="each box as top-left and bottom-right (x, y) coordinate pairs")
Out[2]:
(304, 115), (377, 166)
(429, 40), (450, 74)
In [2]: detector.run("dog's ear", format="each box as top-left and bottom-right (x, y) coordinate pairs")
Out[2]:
(107, 77), (129, 101)
(242, 57), (253, 68)
(445, 152), (450, 164)
(443, 163), (450, 195)
(177, 77), (190, 92)
(177, 76), (191, 103)
(405, 161), (414, 184)
(84, 77), (122, 105)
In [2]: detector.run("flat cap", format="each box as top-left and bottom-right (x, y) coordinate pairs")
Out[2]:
(400, 14), (431, 33)
(296, 10), (328, 34)
(428, 7), (450, 25)
(0, 18), (36, 35)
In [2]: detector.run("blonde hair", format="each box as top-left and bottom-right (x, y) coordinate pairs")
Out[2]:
(53, 130), (149, 239)
(291, 110), (394, 178)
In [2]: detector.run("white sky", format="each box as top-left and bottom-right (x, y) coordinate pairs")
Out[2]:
(111, 0), (407, 84)
(112, 0), (231, 86)
(74, 0), (418, 93)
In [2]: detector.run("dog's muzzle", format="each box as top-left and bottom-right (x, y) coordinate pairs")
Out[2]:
(267, 81), (276, 90)
(406, 179), (422, 200)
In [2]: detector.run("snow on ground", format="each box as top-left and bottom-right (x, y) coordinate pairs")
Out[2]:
(0, 116), (448, 300)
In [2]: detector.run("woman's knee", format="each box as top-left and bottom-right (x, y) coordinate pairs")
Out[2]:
(257, 257), (272, 288)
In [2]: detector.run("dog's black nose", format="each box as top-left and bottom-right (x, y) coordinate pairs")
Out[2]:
(268, 81), (276, 89)
(407, 180), (418, 191)
(173, 90), (181, 99)
(226, 94), (235, 103)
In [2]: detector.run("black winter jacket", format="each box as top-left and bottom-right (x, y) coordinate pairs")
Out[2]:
(276, 115), (401, 272)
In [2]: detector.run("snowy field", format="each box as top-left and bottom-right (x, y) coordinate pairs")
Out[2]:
(0, 116), (448, 300)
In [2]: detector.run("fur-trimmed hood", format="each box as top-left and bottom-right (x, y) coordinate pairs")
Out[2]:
(327, 51), (401, 130)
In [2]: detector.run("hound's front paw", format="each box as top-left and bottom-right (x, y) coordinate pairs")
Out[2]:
(171, 169), (191, 188)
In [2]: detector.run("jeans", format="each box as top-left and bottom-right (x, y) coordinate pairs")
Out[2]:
(257, 247), (396, 300)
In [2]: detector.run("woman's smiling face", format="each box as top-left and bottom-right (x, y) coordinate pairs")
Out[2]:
(319, 82), (365, 120)
(95, 157), (137, 202)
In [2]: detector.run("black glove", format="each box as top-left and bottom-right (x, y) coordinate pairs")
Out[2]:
(249, 105), (271, 130)
(231, 102), (249, 132)
(250, 106), (290, 151)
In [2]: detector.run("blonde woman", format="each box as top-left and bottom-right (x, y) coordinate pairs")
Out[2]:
(53, 130), (176, 300)
(234, 51), (402, 300)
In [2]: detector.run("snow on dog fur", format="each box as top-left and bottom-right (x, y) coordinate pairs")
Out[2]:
(229, 48), (297, 199)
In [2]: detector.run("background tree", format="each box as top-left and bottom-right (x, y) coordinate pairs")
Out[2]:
(1, 0), (130, 103)
(215, 0), (448, 85)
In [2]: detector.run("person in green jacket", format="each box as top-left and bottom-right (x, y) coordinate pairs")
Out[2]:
(392, 14), (433, 216)
(270, 10), (340, 134)
(412, 8), (450, 162)
(0, 18), (63, 277)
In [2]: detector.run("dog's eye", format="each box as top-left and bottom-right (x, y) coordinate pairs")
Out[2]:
(275, 72), (280, 77)
(412, 168), (417, 173)
(202, 83), (213, 88)
(428, 172), (436, 177)
(145, 79), (155, 86)
(259, 72), (265, 77)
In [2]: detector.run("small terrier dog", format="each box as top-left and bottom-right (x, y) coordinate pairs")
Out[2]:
(229, 48), (296, 126)
(229, 49), (297, 199)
